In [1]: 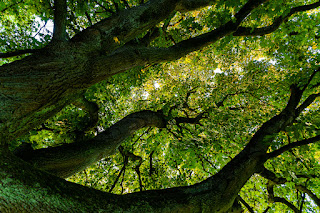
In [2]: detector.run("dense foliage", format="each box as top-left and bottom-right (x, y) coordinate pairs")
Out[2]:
(1, 0), (320, 212)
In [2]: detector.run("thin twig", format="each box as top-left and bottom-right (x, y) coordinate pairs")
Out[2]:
(238, 195), (255, 213)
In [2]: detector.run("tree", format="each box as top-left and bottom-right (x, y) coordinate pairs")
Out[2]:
(1, 0), (320, 212)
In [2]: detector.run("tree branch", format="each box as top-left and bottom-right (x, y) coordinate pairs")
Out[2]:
(259, 167), (287, 184)
(273, 197), (299, 213)
(53, 0), (67, 41)
(183, 84), (308, 212)
(85, 12), (93, 26)
(174, 113), (205, 125)
(2, 0), (312, 142)
(236, 84), (303, 156)
(119, 148), (145, 192)
(109, 150), (128, 193)
(0, 49), (40, 58)
(261, 169), (320, 211)
(262, 207), (270, 213)
(259, 167), (320, 210)
(2, 1), (320, 211)
(267, 181), (299, 213)
(267, 135), (320, 159)
(234, 1), (320, 36)
(295, 185), (320, 208)
(301, 67), (320, 91)
(94, 0), (115, 15)
(15, 110), (166, 178)
(295, 93), (320, 116)
(89, 0), (267, 66)
(171, 0), (268, 56)
(238, 195), (255, 213)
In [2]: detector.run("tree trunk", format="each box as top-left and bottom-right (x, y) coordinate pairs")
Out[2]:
(0, 144), (254, 212)
(0, 0), (267, 143)
(1, 0), (316, 212)
(0, 85), (306, 212)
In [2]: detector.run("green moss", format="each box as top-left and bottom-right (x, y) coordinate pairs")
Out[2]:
(0, 178), (89, 212)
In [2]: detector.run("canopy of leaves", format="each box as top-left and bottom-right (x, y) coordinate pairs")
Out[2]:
(1, 0), (320, 212)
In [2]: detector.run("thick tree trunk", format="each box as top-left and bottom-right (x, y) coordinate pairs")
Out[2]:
(0, 86), (308, 212)
(0, 0), (267, 143)
(0, 143), (254, 212)
(1, 0), (317, 212)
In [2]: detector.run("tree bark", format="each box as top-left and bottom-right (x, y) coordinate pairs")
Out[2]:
(15, 110), (166, 178)
(1, 0), (320, 212)
(1, 85), (309, 212)
(0, 0), (268, 143)
(0, 141), (255, 212)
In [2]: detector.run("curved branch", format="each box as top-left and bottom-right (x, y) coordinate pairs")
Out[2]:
(119, 147), (144, 191)
(295, 93), (320, 115)
(267, 181), (299, 213)
(174, 113), (204, 125)
(3, 81), (312, 212)
(72, 0), (179, 51)
(262, 170), (320, 211)
(234, 1), (320, 36)
(90, 0), (267, 67)
(263, 207), (270, 213)
(0, 0), (269, 140)
(109, 149), (128, 193)
(92, 0), (268, 79)
(296, 185), (320, 208)
(273, 197), (299, 213)
(259, 167), (287, 184)
(238, 195), (255, 213)
(301, 67), (320, 91)
(267, 134), (320, 159)
(15, 110), (166, 178)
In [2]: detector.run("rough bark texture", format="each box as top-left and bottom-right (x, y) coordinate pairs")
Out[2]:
(0, 0), (268, 142)
(15, 110), (166, 178)
(0, 86), (308, 212)
(0, 142), (259, 212)
(1, 0), (319, 212)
